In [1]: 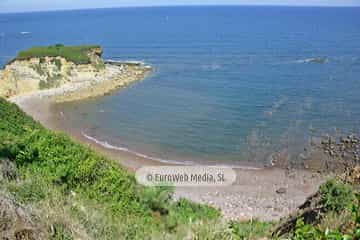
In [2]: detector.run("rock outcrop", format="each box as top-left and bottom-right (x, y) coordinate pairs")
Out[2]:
(0, 47), (151, 102)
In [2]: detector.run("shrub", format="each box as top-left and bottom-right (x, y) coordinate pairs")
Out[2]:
(51, 59), (62, 70)
(294, 219), (323, 240)
(7, 179), (46, 203)
(171, 198), (220, 223)
(31, 64), (45, 75)
(49, 223), (73, 240)
(17, 45), (101, 65)
(229, 220), (271, 240)
(141, 186), (172, 215)
(0, 98), (224, 238)
(319, 179), (355, 212)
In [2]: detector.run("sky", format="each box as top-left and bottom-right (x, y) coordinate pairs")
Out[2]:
(1, 0), (360, 13)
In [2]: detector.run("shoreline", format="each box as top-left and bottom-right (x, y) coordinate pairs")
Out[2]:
(10, 93), (328, 221)
(6, 61), (152, 103)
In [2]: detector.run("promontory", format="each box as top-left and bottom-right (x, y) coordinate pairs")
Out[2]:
(0, 44), (151, 102)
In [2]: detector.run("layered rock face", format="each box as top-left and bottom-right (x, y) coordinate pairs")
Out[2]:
(0, 52), (101, 97)
(0, 47), (151, 101)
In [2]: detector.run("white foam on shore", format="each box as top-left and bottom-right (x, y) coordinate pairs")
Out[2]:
(293, 57), (328, 64)
(105, 59), (145, 65)
(81, 131), (193, 165)
(81, 131), (262, 170)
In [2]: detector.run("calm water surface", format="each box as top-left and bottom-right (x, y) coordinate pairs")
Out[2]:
(1, 6), (360, 165)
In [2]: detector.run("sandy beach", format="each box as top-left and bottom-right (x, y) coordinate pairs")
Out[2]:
(9, 93), (327, 221)
(1, 7), (359, 239)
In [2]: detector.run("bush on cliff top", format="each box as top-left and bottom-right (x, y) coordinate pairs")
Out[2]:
(16, 44), (101, 64)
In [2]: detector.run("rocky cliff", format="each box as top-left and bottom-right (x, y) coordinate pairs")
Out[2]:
(0, 46), (151, 102)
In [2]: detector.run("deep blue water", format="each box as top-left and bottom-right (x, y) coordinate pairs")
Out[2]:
(1, 6), (360, 166)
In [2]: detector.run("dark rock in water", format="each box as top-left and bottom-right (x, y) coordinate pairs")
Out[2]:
(0, 192), (46, 239)
(276, 188), (287, 194)
(0, 158), (18, 181)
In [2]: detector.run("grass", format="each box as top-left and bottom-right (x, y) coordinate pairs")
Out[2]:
(319, 179), (355, 212)
(291, 180), (359, 240)
(51, 58), (62, 70)
(2, 98), (272, 239)
(1, 97), (358, 239)
(229, 220), (272, 239)
(30, 63), (46, 76)
(16, 44), (101, 64)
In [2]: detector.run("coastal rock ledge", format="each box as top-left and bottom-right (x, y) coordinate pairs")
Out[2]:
(0, 45), (151, 102)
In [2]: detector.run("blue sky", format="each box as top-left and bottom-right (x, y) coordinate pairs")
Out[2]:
(1, 0), (360, 13)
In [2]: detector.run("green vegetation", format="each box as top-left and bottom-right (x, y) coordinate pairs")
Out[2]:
(93, 61), (106, 71)
(0, 98), (273, 239)
(16, 44), (101, 64)
(51, 58), (62, 70)
(50, 223), (73, 240)
(291, 180), (360, 240)
(2, 97), (357, 239)
(39, 73), (62, 89)
(319, 179), (355, 213)
(30, 63), (46, 76)
(229, 220), (272, 239)
(293, 198), (360, 240)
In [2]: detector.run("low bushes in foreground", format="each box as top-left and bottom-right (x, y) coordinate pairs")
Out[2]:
(0, 98), (273, 239)
(273, 178), (360, 240)
(5, 97), (358, 239)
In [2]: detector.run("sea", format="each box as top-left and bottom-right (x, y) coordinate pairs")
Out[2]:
(1, 6), (360, 166)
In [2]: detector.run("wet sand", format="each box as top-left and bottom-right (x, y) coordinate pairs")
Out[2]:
(10, 95), (327, 221)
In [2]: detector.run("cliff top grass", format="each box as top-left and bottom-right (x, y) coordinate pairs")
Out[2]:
(15, 44), (102, 64)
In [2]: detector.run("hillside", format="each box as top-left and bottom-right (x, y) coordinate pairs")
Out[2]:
(0, 98), (276, 239)
(0, 98), (359, 239)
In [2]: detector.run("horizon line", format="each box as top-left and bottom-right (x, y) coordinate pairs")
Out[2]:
(1, 4), (360, 14)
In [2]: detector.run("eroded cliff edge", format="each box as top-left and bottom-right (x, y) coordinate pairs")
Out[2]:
(0, 45), (151, 102)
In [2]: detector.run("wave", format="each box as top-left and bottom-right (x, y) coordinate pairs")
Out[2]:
(294, 57), (328, 64)
(81, 131), (194, 165)
(264, 97), (288, 117)
(20, 31), (31, 35)
(201, 64), (222, 71)
(81, 131), (262, 170)
(105, 59), (145, 65)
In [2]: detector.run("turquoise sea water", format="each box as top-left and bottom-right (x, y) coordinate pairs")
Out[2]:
(1, 6), (360, 166)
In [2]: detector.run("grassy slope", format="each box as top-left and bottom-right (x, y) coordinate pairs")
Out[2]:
(15, 44), (101, 64)
(0, 97), (358, 239)
(0, 98), (272, 239)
